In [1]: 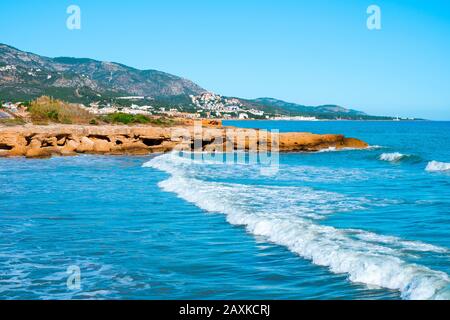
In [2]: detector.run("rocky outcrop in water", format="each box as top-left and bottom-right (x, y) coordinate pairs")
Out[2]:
(0, 124), (368, 158)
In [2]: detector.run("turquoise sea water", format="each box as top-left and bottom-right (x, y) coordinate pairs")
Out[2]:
(0, 121), (449, 300)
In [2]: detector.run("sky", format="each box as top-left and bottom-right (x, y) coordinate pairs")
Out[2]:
(0, 0), (449, 119)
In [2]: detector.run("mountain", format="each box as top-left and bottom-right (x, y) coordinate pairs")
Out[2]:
(0, 44), (205, 104)
(0, 43), (396, 119)
(235, 97), (392, 119)
(238, 97), (368, 118)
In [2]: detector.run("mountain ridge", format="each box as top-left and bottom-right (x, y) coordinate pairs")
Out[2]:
(0, 43), (396, 119)
(0, 43), (206, 103)
(240, 97), (368, 117)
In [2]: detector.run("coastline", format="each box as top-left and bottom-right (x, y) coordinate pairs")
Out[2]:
(222, 118), (429, 122)
(0, 123), (368, 158)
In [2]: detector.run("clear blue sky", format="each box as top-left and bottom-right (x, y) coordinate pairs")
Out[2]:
(1, 0), (449, 119)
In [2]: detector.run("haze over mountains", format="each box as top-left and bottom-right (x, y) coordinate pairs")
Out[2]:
(0, 43), (395, 119)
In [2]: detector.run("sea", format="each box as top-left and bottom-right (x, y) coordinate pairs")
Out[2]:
(0, 120), (449, 300)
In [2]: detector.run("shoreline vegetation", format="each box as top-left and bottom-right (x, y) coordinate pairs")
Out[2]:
(2, 96), (180, 127)
(0, 96), (368, 158)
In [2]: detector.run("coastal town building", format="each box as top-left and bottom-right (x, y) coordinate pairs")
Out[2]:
(1, 102), (21, 113)
(0, 65), (16, 72)
(189, 92), (266, 119)
(0, 91), (271, 121)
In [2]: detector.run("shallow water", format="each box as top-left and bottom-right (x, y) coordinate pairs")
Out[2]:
(0, 121), (449, 299)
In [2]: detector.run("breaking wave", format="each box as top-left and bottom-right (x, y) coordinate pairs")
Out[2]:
(379, 152), (409, 162)
(143, 152), (450, 300)
(426, 161), (450, 172)
(318, 145), (383, 153)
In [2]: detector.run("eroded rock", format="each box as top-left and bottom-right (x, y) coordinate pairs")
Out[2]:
(0, 124), (368, 158)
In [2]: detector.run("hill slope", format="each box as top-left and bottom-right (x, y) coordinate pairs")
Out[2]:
(236, 97), (390, 119)
(0, 44), (397, 119)
(0, 44), (205, 103)
(250, 98), (367, 116)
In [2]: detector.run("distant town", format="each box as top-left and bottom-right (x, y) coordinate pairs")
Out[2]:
(0, 92), (324, 121)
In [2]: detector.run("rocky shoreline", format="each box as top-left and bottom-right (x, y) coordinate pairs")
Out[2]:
(0, 124), (368, 158)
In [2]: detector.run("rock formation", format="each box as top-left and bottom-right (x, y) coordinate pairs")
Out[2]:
(0, 124), (368, 158)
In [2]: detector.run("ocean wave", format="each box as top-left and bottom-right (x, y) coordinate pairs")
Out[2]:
(379, 152), (410, 162)
(0, 250), (119, 299)
(317, 145), (383, 153)
(143, 153), (450, 300)
(426, 161), (450, 172)
(317, 147), (355, 153)
(346, 229), (448, 254)
(144, 151), (375, 184)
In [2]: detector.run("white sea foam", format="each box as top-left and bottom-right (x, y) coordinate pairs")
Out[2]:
(145, 151), (377, 184)
(317, 147), (342, 153)
(143, 153), (450, 300)
(426, 161), (450, 172)
(347, 229), (448, 254)
(317, 145), (383, 153)
(379, 152), (409, 162)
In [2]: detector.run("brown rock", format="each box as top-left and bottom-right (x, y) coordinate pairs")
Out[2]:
(0, 124), (369, 158)
(26, 147), (58, 158)
(342, 137), (369, 149)
(60, 140), (80, 155)
(92, 138), (111, 153)
(76, 137), (95, 153)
